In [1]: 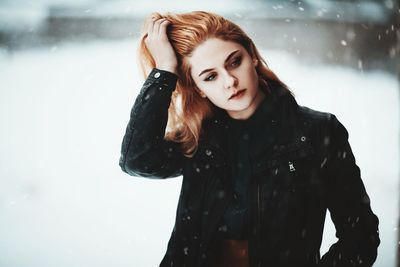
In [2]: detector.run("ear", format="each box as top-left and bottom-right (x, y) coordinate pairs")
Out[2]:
(252, 58), (259, 67)
(199, 92), (207, 98)
(195, 87), (207, 98)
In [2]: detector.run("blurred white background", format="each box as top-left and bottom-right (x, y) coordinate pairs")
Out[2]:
(0, 0), (399, 266)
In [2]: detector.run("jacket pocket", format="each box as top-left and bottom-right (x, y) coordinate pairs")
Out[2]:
(253, 138), (315, 177)
(256, 139), (319, 211)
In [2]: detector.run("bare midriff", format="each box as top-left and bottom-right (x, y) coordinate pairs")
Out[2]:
(210, 239), (249, 267)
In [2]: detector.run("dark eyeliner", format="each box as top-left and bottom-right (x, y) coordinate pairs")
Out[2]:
(232, 56), (242, 66)
(204, 73), (215, 82)
(203, 55), (242, 82)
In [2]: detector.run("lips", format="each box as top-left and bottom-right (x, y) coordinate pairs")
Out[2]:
(229, 89), (246, 100)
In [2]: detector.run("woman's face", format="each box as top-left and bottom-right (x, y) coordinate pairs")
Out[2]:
(188, 38), (264, 120)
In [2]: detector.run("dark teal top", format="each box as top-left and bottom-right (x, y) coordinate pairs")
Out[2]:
(215, 91), (276, 240)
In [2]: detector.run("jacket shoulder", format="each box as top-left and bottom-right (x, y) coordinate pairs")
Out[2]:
(297, 105), (334, 123)
(295, 105), (342, 143)
(295, 105), (351, 153)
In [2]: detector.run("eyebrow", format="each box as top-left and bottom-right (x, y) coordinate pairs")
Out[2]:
(198, 49), (240, 77)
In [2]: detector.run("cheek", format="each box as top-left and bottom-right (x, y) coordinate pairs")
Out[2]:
(207, 89), (225, 102)
(246, 68), (258, 88)
(202, 87), (228, 107)
(238, 62), (257, 83)
(200, 83), (223, 97)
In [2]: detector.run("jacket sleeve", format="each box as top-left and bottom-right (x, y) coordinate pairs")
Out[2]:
(119, 68), (185, 179)
(318, 115), (380, 266)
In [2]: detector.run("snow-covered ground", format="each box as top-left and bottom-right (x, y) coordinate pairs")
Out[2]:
(0, 39), (398, 267)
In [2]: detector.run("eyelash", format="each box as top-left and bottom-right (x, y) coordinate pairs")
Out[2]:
(204, 57), (242, 82)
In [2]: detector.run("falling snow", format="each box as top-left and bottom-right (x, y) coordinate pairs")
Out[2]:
(0, 29), (397, 267)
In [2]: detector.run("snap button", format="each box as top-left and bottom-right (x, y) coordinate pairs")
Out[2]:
(300, 136), (306, 142)
(154, 72), (160, 78)
(288, 161), (296, 172)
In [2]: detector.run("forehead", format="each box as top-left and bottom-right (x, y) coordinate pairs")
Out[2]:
(189, 38), (245, 75)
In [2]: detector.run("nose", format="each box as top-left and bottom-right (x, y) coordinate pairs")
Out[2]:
(223, 71), (238, 90)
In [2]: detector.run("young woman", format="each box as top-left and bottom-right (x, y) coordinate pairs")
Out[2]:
(119, 11), (380, 267)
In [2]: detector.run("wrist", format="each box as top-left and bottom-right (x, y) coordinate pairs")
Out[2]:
(156, 65), (178, 75)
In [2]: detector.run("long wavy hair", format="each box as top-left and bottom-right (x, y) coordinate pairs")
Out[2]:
(137, 11), (294, 158)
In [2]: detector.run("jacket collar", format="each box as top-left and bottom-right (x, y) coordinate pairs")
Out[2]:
(201, 82), (300, 154)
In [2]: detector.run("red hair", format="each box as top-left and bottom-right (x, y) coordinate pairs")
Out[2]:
(137, 11), (293, 157)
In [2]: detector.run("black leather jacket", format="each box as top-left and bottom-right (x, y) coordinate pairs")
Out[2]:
(119, 68), (380, 267)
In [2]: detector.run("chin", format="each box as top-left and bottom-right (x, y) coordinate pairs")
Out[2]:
(227, 99), (252, 111)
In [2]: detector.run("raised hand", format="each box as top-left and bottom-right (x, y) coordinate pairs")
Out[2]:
(144, 13), (178, 75)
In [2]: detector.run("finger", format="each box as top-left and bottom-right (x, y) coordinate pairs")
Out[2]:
(147, 12), (159, 22)
(145, 18), (155, 38)
(152, 18), (166, 38)
(158, 19), (170, 37)
(145, 13), (159, 38)
(150, 12), (159, 20)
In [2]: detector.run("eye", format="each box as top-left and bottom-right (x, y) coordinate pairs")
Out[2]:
(204, 73), (216, 82)
(203, 56), (242, 82)
(230, 56), (242, 67)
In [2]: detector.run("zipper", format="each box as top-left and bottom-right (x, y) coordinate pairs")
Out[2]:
(256, 179), (262, 267)
(257, 183), (261, 230)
